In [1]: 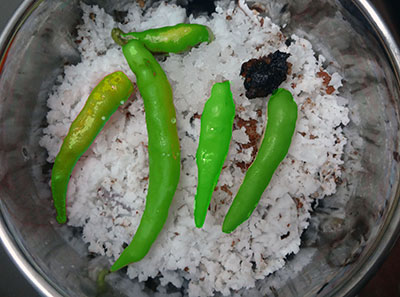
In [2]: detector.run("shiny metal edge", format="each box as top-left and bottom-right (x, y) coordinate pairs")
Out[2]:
(0, 1), (63, 296)
(0, 213), (62, 297)
(0, 0), (399, 297)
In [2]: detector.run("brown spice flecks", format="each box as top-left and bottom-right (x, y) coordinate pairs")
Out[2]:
(123, 101), (133, 111)
(221, 184), (233, 196)
(291, 82), (296, 89)
(174, 232), (180, 236)
(301, 97), (315, 111)
(326, 86), (335, 94)
(309, 134), (318, 140)
(137, 0), (145, 8)
(116, 138), (122, 143)
(236, 105), (246, 112)
(250, 3), (266, 13)
(214, 186), (219, 191)
(226, 15), (232, 20)
(89, 12), (96, 21)
(233, 116), (262, 172)
(190, 113), (201, 125)
(317, 71), (331, 86)
(259, 18), (264, 27)
(287, 62), (292, 75)
(231, 240), (235, 247)
(141, 176), (149, 181)
(141, 141), (149, 149)
(255, 44), (263, 51)
(298, 131), (306, 137)
(294, 197), (303, 209)
(235, 161), (248, 172)
(256, 109), (262, 117)
(193, 112), (201, 120)
(335, 176), (343, 185)
(317, 71), (335, 94)
(235, 117), (261, 149)
(184, 267), (189, 272)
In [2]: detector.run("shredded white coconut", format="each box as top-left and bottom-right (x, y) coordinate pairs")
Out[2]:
(39, 1), (350, 296)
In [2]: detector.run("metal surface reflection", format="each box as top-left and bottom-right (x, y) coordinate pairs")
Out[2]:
(0, 0), (399, 296)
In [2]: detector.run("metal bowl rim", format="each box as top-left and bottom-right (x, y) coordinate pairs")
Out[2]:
(0, 0), (399, 296)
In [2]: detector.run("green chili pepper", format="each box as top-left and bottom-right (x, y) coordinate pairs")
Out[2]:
(51, 71), (134, 224)
(222, 88), (298, 233)
(111, 23), (214, 54)
(110, 38), (180, 271)
(194, 81), (235, 228)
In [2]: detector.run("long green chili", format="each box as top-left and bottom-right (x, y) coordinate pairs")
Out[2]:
(110, 37), (180, 271)
(51, 71), (134, 224)
(222, 88), (298, 233)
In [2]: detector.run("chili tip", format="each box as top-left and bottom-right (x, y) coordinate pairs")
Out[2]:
(205, 25), (215, 43)
(56, 215), (67, 224)
(112, 28), (129, 46)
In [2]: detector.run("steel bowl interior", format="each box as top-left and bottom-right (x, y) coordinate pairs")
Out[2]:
(0, 0), (399, 296)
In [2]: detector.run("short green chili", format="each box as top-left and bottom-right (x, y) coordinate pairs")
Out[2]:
(110, 38), (180, 271)
(111, 23), (214, 54)
(194, 81), (235, 228)
(51, 71), (134, 224)
(222, 88), (298, 233)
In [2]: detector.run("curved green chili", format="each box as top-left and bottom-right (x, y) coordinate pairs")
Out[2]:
(112, 23), (214, 54)
(194, 81), (235, 228)
(110, 38), (180, 271)
(51, 71), (134, 224)
(222, 88), (298, 233)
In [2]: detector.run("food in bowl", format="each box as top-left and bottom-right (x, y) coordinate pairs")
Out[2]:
(39, 0), (350, 296)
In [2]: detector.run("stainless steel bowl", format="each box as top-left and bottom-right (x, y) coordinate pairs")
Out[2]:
(0, 0), (399, 296)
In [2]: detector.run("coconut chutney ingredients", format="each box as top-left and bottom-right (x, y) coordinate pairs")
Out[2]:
(194, 81), (235, 228)
(240, 51), (290, 99)
(51, 71), (134, 224)
(40, 2), (350, 295)
(112, 23), (214, 54)
(223, 88), (298, 233)
(110, 36), (180, 270)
